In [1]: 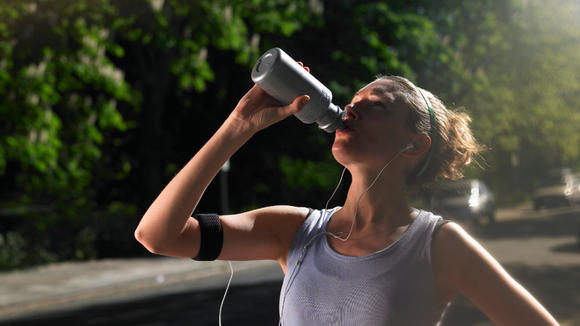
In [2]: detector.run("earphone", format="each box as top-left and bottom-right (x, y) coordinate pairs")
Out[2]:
(402, 142), (414, 152)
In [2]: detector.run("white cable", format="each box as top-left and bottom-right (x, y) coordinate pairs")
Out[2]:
(219, 261), (234, 326)
(325, 167), (347, 211)
(280, 149), (404, 324)
(279, 231), (328, 326)
(329, 149), (405, 242)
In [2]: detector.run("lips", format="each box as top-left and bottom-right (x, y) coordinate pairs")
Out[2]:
(336, 120), (354, 135)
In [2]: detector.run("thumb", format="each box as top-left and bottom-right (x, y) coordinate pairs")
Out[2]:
(280, 95), (310, 118)
(293, 95), (310, 113)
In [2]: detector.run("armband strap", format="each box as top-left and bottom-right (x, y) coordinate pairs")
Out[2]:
(192, 213), (223, 261)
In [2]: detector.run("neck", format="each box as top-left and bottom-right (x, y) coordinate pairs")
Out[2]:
(337, 164), (414, 230)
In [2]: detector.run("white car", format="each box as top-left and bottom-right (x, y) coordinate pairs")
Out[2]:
(430, 179), (496, 224)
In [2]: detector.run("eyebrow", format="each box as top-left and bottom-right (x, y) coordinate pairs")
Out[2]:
(353, 85), (397, 104)
(372, 89), (396, 103)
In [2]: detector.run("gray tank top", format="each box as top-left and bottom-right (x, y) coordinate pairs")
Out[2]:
(279, 208), (448, 325)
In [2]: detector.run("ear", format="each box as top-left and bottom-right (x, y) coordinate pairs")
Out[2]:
(400, 134), (431, 158)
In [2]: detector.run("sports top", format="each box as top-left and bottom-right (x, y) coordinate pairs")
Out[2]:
(279, 208), (448, 325)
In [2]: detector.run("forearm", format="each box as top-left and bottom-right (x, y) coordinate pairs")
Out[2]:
(135, 116), (254, 256)
(134, 83), (309, 257)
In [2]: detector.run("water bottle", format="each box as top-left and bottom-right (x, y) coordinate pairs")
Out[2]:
(251, 47), (345, 133)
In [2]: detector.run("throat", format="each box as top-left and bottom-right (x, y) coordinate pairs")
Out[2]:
(325, 208), (418, 257)
(326, 222), (411, 257)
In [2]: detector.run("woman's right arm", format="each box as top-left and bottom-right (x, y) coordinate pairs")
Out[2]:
(134, 84), (311, 265)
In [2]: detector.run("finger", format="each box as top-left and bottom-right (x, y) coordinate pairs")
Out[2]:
(286, 95), (310, 115)
(296, 61), (310, 73)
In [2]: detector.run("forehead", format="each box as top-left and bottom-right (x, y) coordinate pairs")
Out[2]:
(353, 79), (400, 104)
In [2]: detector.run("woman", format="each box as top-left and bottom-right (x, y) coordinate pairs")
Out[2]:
(135, 63), (559, 325)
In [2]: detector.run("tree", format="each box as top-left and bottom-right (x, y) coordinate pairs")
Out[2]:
(0, 0), (320, 268)
(2, 0), (531, 268)
(457, 0), (580, 203)
(0, 0), (133, 267)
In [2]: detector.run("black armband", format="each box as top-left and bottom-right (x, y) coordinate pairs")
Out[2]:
(192, 213), (223, 261)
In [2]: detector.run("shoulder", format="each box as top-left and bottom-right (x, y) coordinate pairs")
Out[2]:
(225, 205), (311, 230)
(218, 205), (312, 263)
(431, 222), (490, 279)
(430, 222), (494, 302)
(431, 224), (559, 325)
(432, 222), (477, 252)
(431, 222), (520, 304)
(251, 205), (312, 221)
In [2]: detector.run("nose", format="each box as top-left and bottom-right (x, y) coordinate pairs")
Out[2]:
(345, 103), (359, 120)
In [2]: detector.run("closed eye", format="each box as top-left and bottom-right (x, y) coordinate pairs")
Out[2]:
(371, 101), (386, 109)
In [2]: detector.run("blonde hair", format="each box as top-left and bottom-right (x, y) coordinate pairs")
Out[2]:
(376, 76), (483, 189)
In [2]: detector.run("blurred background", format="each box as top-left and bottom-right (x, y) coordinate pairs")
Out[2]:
(0, 0), (579, 325)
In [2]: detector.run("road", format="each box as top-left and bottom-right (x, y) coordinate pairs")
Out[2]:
(1, 203), (579, 326)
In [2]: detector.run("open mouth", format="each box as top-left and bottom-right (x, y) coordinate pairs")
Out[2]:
(336, 122), (353, 135)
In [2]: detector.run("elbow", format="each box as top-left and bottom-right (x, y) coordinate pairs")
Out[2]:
(134, 226), (166, 255)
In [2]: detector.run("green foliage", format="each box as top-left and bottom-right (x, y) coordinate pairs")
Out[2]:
(3, 0), (577, 268)
(0, 0), (132, 189)
(0, 0), (320, 269)
(279, 155), (343, 191)
(455, 0), (580, 203)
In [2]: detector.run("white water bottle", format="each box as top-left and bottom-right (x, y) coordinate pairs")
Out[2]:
(251, 47), (345, 133)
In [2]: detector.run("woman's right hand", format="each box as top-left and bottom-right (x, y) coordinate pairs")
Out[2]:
(135, 63), (312, 261)
(228, 62), (311, 133)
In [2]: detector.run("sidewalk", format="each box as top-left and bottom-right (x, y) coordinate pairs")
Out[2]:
(0, 257), (280, 322)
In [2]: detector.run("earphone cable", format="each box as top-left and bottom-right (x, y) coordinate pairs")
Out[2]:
(325, 167), (347, 211)
(279, 147), (407, 324)
(219, 261), (234, 326)
(329, 148), (405, 242)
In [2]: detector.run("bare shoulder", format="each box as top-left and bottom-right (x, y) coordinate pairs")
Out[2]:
(430, 222), (475, 304)
(431, 222), (559, 326)
(432, 222), (484, 263)
(432, 222), (508, 292)
(218, 205), (311, 264)
(227, 205), (310, 224)
(249, 205), (311, 217)
(222, 205), (311, 238)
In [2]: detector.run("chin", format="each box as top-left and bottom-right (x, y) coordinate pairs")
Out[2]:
(332, 145), (361, 166)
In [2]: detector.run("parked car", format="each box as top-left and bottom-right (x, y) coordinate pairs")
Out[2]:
(430, 179), (496, 224)
(532, 173), (580, 210)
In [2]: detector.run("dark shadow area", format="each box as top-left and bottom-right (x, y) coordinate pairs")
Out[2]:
(551, 241), (580, 254)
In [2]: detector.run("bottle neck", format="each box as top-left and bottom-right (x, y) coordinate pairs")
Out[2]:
(317, 104), (346, 133)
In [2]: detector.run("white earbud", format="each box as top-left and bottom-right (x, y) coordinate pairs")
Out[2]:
(401, 143), (414, 152)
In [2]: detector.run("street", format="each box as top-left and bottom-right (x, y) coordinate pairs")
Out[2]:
(1, 203), (579, 326)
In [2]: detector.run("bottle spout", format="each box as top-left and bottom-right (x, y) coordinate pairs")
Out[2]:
(317, 104), (346, 133)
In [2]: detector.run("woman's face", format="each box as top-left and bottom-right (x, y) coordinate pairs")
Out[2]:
(332, 79), (415, 167)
